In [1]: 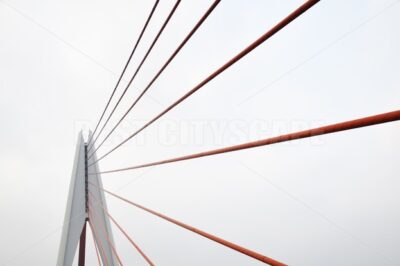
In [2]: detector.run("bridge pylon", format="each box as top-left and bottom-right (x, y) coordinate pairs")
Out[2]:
(57, 131), (117, 266)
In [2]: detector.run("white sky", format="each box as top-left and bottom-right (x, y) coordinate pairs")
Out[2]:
(0, 0), (399, 265)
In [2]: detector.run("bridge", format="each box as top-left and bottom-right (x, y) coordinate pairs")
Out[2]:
(54, 0), (400, 265)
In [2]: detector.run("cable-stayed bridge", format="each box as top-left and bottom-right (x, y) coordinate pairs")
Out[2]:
(56, 1), (400, 265)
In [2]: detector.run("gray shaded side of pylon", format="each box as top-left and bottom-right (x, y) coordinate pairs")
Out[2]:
(57, 132), (87, 266)
(87, 131), (118, 266)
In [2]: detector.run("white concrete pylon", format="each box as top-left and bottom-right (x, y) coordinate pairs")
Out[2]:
(87, 131), (118, 266)
(57, 131), (117, 266)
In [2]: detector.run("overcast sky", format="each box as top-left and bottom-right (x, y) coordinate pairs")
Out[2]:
(0, 0), (400, 265)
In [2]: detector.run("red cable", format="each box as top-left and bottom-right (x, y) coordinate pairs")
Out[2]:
(89, 205), (124, 266)
(90, 223), (103, 266)
(89, 0), (320, 165)
(88, 181), (287, 266)
(89, 0), (181, 153)
(92, 109), (400, 175)
(88, 0), (160, 147)
(89, 220), (110, 266)
(89, 191), (155, 266)
(88, 196), (107, 266)
(89, 0), (221, 158)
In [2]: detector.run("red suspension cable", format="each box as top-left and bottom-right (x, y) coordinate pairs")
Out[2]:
(90, 222), (103, 266)
(89, 0), (320, 165)
(88, 0), (160, 146)
(89, 204), (124, 266)
(89, 220), (109, 266)
(89, 0), (181, 152)
(89, 0), (221, 158)
(92, 110), (400, 175)
(89, 191), (155, 266)
(89, 181), (287, 266)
